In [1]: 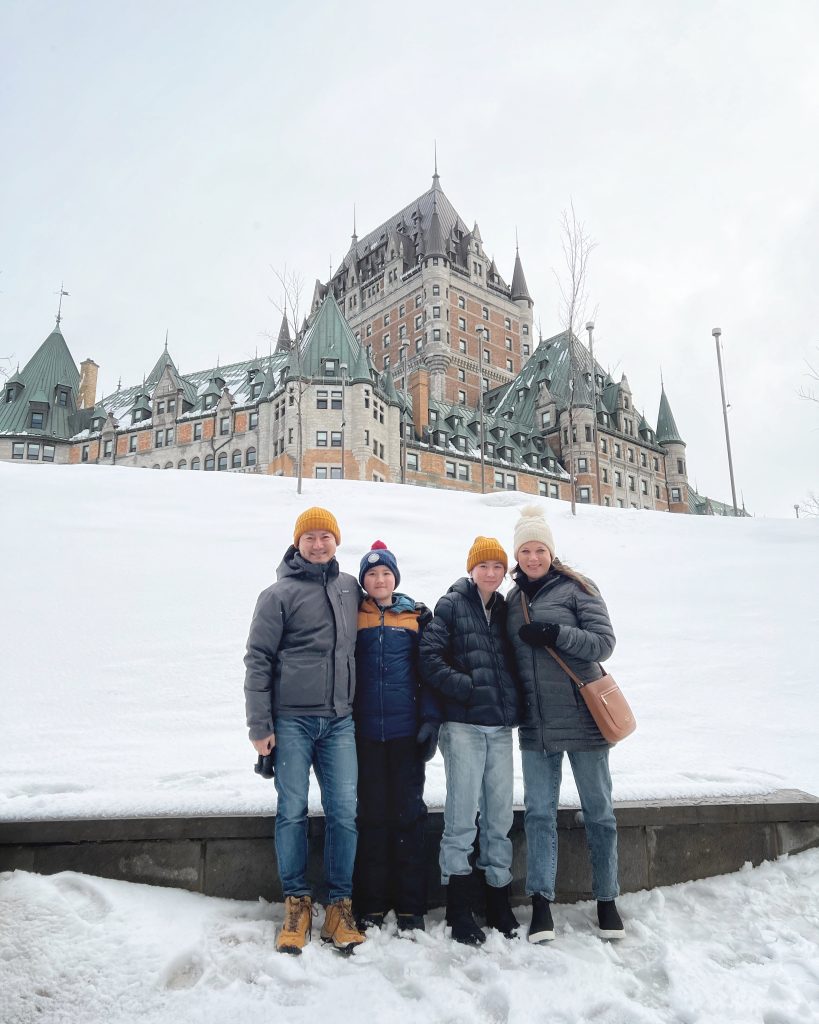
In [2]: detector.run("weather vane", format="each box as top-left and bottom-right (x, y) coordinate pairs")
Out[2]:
(55, 283), (70, 325)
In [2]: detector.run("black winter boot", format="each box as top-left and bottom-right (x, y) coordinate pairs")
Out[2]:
(445, 874), (486, 946)
(484, 883), (520, 938)
(528, 894), (555, 943)
(597, 900), (625, 939)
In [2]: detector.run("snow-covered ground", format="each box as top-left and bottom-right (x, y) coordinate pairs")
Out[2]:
(2, 853), (818, 1024)
(1, 462), (818, 820)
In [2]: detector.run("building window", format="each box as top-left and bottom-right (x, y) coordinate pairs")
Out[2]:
(57, 390), (68, 407)
(191, 457), (200, 470)
(457, 338), (467, 354)
(330, 390), (342, 410)
(615, 470), (622, 487)
(585, 425), (592, 442)
(315, 467), (327, 479)
(168, 398), (176, 413)
(539, 481), (548, 497)
(384, 354), (390, 368)
(505, 337), (512, 350)
(399, 303), (405, 316)
(677, 458), (685, 474)
(641, 479), (648, 495)
(317, 390), (328, 409)
(366, 324), (372, 338)
(246, 447), (256, 466)
(628, 447), (634, 463)
(653, 457), (659, 471)
(217, 452), (227, 471)
(249, 411), (258, 429)
(541, 410), (552, 429)
(251, 383), (263, 400)
(232, 450), (242, 468)
(316, 431), (328, 447)
(415, 314), (423, 329)
(30, 411), (44, 429)
(41, 444), (55, 462)
(194, 423), (202, 441)
(157, 401), (165, 415)
(482, 307), (489, 320)
(444, 460), (457, 479)
(12, 443), (24, 459)
(602, 468), (609, 483)
(432, 306), (440, 318)
(458, 389), (466, 404)
(432, 285), (440, 297)
(579, 487), (591, 503)
(103, 440), (113, 458)
(331, 431), (342, 447)
(458, 317), (466, 331)
(655, 484), (660, 498)
(406, 452), (419, 471)
(415, 293), (422, 307)
(671, 487), (681, 502)
(628, 475), (636, 491)
(523, 344), (530, 356)
(601, 438), (608, 454)
(458, 463), (469, 481)
(506, 358), (513, 371)
(128, 435), (137, 453)
(457, 368), (466, 383)
(614, 443), (621, 458)
(604, 496), (611, 507)
(26, 443), (40, 459)
(166, 427), (174, 445)
(220, 416), (230, 436)
(458, 295), (465, 309)
(549, 483), (559, 498)
(641, 452), (647, 468)
(155, 430), (163, 448)
(577, 457), (588, 472)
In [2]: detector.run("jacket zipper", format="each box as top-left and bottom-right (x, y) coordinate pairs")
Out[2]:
(379, 605), (385, 742)
(480, 595), (510, 728)
(523, 591), (547, 746)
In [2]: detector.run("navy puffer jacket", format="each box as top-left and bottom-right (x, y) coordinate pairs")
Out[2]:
(354, 594), (441, 741)
(506, 569), (616, 752)
(419, 578), (521, 727)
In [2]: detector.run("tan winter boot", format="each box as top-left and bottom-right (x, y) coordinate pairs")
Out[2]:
(276, 895), (313, 955)
(320, 897), (366, 952)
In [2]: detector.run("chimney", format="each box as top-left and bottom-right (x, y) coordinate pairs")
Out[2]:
(78, 359), (99, 410)
(409, 366), (429, 438)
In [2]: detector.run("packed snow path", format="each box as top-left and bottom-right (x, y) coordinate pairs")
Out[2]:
(2, 852), (818, 1024)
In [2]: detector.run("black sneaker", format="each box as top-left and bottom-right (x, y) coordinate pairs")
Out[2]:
(396, 913), (426, 934)
(528, 894), (555, 943)
(597, 900), (625, 939)
(357, 911), (386, 931)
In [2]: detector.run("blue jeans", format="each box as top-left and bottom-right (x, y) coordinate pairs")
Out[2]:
(439, 722), (514, 888)
(521, 748), (619, 902)
(273, 715), (358, 903)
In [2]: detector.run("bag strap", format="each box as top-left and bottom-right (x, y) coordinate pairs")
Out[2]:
(519, 592), (587, 690)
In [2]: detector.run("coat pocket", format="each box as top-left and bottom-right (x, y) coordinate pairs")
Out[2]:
(277, 649), (330, 709)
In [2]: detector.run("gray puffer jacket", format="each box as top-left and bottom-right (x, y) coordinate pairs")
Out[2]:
(243, 547), (360, 740)
(506, 569), (616, 752)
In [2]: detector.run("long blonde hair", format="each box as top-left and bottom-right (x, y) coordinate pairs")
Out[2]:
(512, 555), (598, 596)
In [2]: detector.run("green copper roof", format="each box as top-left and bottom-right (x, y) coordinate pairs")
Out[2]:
(295, 295), (372, 382)
(656, 386), (685, 445)
(0, 322), (81, 440)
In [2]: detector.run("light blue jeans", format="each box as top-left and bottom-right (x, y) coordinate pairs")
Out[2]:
(273, 715), (358, 903)
(439, 722), (514, 888)
(521, 748), (619, 902)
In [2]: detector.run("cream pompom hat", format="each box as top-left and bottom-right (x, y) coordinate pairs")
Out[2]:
(513, 505), (556, 559)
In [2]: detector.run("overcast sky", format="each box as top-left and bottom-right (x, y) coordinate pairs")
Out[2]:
(2, 0), (817, 516)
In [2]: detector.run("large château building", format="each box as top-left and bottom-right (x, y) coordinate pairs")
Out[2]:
(1, 169), (738, 514)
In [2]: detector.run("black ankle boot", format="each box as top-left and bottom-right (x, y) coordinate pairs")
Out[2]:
(597, 900), (625, 938)
(445, 874), (486, 946)
(528, 894), (555, 943)
(484, 883), (520, 938)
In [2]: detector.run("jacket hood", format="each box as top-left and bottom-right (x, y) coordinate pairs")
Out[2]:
(277, 544), (340, 582)
(447, 577), (505, 607)
(361, 591), (416, 614)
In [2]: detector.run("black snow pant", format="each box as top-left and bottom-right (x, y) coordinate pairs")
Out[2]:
(353, 734), (428, 916)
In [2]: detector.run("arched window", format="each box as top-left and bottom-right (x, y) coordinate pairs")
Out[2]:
(190, 458), (200, 470)
(246, 447), (257, 467)
(164, 461), (173, 469)
(217, 452), (227, 471)
(231, 449), (242, 468)
(178, 460), (187, 470)
(152, 464), (160, 469)
(204, 454), (215, 471)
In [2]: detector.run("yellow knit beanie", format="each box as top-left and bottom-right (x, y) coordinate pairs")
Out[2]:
(293, 507), (341, 545)
(466, 536), (508, 573)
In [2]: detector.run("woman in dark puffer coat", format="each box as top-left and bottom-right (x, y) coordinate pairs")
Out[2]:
(420, 536), (522, 945)
(506, 505), (625, 944)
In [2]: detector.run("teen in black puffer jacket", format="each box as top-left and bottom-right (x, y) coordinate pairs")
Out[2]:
(419, 537), (523, 946)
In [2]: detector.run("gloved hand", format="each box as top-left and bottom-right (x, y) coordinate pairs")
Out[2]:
(518, 622), (561, 648)
(416, 722), (440, 762)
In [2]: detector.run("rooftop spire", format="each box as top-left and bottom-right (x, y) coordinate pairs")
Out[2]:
(352, 203), (357, 244)
(55, 282), (69, 327)
(432, 140), (440, 188)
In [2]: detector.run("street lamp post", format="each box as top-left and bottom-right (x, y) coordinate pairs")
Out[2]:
(711, 328), (738, 516)
(339, 361), (348, 480)
(399, 343), (409, 484)
(586, 321), (602, 505)
(475, 327), (488, 493)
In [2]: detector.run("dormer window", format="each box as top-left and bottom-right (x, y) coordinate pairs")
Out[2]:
(30, 411), (45, 429)
(5, 385), (19, 403)
(323, 358), (338, 377)
(91, 417), (103, 431)
(251, 382), (263, 400)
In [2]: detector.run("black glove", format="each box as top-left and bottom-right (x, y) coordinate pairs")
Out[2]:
(518, 622), (560, 648)
(416, 722), (440, 762)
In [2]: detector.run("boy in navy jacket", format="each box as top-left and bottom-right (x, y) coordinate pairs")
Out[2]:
(353, 540), (440, 933)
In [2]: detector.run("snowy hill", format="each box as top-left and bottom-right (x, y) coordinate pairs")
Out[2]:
(1, 463), (818, 820)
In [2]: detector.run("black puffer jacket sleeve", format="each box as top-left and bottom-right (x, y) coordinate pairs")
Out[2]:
(419, 594), (474, 703)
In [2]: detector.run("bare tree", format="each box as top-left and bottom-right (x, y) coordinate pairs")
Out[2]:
(800, 491), (819, 517)
(553, 202), (597, 516)
(0, 356), (12, 382)
(269, 266), (306, 494)
(798, 352), (818, 404)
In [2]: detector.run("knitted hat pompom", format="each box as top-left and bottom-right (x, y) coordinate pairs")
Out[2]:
(359, 539), (401, 587)
(513, 504), (556, 559)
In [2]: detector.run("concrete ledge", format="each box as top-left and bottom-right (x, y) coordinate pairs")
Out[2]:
(1, 789), (817, 905)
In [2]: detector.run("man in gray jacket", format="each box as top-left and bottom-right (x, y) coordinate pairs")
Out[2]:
(244, 506), (365, 954)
